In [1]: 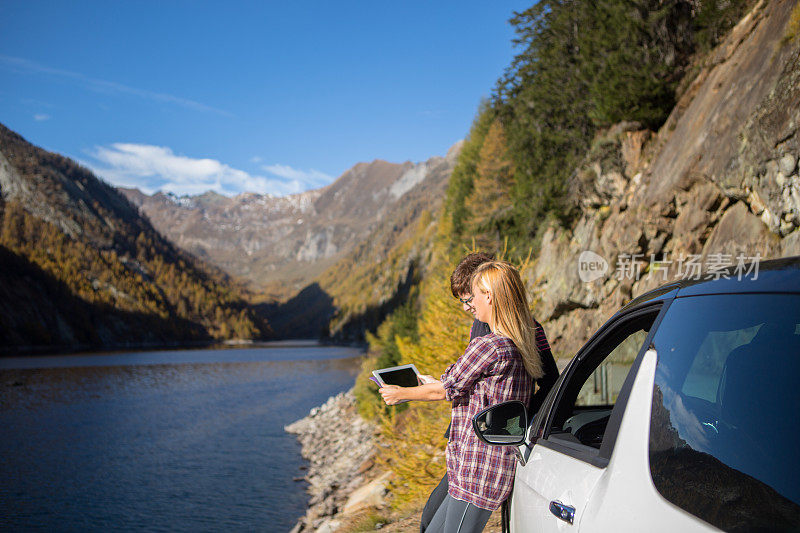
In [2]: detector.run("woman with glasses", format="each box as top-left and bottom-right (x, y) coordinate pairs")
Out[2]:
(380, 260), (550, 533)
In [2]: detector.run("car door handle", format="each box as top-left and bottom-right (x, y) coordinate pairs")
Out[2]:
(549, 500), (575, 524)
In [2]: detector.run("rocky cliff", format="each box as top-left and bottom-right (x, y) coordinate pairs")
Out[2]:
(527, 0), (800, 357)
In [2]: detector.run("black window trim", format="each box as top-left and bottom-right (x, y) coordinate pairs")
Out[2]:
(534, 300), (672, 468)
(599, 299), (672, 461)
(527, 368), (567, 442)
(538, 435), (604, 466)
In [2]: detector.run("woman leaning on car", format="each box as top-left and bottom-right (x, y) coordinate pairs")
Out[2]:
(380, 261), (543, 533)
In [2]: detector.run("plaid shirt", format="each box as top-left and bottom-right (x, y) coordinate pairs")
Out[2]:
(440, 332), (533, 510)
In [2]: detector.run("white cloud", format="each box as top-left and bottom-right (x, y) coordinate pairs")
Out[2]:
(85, 143), (330, 197)
(33, 113), (51, 121)
(261, 164), (332, 189)
(250, 156), (262, 163)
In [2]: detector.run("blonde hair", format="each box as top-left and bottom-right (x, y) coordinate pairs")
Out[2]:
(472, 261), (543, 378)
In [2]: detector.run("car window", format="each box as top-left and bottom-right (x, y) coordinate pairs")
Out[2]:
(649, 294), (800, 531)
(546, 311), (657, 450)
(574, 329), (647, 406)
(678, 325), (759, 402)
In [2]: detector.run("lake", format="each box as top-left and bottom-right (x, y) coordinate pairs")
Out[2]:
(0, 342), (363, 532)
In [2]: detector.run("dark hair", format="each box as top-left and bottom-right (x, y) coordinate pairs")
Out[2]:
(450, 252), (494, 297)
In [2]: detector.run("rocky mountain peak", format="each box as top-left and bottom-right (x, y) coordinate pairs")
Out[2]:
(121, 147), (460, 295)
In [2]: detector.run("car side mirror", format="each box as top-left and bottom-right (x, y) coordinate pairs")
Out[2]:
(472, 400), (528, 446)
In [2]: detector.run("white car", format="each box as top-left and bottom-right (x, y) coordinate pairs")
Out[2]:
(474, 257), (800, 532)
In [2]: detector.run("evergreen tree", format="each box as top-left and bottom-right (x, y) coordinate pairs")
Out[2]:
(443, 102), (496, 244)
(580, 0), (693, 128)
(465, 119), (515, 249)
(496, 0), (594, 242)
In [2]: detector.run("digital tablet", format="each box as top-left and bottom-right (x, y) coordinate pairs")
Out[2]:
(372, 363), (421, 388)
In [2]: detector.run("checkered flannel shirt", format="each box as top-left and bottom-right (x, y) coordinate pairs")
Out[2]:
(440, 332), (533, 510)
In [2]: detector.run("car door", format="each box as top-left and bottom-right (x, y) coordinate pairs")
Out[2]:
(582, 292), (800, 532)
(511, 305), (662, 532)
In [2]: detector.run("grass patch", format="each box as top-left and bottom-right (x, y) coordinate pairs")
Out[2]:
(783, 3), (800, 44)
(340, 510), (390, 532)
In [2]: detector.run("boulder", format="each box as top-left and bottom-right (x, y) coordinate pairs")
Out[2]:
(529, 216), (605, 323)
(779, 153), (797, 176)
(782, 231), (800, 257)
(314, 519), (341, 533)
(701, 202), (781, 261)
(621, 130), (651, 178)
(341, 472), (391, 515)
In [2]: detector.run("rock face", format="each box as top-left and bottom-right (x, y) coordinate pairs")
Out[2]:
(121, 146), (460, 296)
(285, 391), (382, 533)
(528, 0), (800, 357)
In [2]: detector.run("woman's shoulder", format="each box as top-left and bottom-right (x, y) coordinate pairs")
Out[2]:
(473, 332), (516, 350)
(466, 332), (500, 351)
(488, 333), (526, 358)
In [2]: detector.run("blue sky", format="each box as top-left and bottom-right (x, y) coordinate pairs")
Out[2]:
(0, 1), (530, 197)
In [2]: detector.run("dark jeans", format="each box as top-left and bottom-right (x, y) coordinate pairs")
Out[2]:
(425, 494), (492, 533)
(420, 474), (449, 533)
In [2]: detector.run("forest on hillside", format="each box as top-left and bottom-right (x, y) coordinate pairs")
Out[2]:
(351, 0), (769, 511)
(0, 125), (268, 351)
(446, 0), (755, 253)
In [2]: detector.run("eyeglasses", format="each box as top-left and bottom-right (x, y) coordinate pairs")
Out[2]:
(459, 294), (475, 306)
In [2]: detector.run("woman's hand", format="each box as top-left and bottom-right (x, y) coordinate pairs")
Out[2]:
(380, 385), (406, 405)
(418, 374), (438, 385)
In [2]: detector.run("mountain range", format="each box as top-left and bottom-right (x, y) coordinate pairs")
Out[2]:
(120, 144), (461, 300)
(0, 118), (461, 349)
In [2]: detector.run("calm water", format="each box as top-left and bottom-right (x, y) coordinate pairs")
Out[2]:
(0, 343), (363, 532)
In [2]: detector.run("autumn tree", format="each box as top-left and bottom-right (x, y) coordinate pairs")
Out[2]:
(465, 119), (515, 250)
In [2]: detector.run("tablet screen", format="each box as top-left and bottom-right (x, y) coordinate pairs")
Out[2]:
(377, 367), (419, 387)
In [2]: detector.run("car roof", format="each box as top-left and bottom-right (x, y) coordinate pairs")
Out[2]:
(620, 255), (800, 311)
(675, 255), (800, 296)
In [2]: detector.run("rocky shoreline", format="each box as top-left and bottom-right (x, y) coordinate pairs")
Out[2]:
(286, 390), (388, 533)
